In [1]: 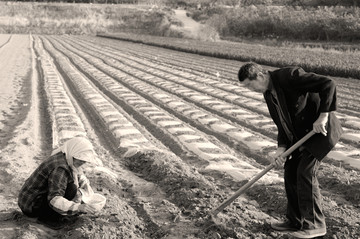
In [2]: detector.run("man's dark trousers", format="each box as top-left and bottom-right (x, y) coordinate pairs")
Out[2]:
(284, 148), (326, 230)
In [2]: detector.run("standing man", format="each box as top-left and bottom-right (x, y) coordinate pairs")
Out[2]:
(238, 62), (343, 238)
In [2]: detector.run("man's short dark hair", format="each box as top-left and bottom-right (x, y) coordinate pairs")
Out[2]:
(238, 62), (263, 82)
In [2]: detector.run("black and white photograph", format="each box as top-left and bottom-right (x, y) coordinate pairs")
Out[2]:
(0, 0), (359, 238)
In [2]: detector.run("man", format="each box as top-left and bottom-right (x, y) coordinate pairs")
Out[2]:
(18, 137), (101, 229)
(238, 62), (343, 238)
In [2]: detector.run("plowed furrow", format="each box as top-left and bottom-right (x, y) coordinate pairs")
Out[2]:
(32, 37), (154, 238)
(49, 38), (281, 161)
(69, 37), (271, 118)
(82, 36), (360, 102)
(53, 36), (360, 167)
(56, 38), (282, 138)
(49, 35), (356, 202)
(76, 36), (241, 80)
(41, 38), (156, 150)
(45, 36), (285, 184)
(38, 37), (186, 238)
(83, 36), (360, 122)
(39, 36), (270, 238)
(1, 34), (359, 239)
(66, 36), (360, 137)
(34, 38), (88, 147)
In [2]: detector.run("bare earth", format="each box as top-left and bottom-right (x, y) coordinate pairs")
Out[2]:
(0, 34), (359, 239)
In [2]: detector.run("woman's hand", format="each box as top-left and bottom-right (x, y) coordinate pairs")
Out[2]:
(78, 203), (97, 214)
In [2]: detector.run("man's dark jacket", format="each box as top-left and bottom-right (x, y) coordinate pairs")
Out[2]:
(264, 67), (343, 160)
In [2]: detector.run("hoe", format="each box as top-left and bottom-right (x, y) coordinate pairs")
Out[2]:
(212, 130), (316, 217)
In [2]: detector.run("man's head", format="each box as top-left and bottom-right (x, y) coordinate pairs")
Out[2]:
(238, 62), (269, 93)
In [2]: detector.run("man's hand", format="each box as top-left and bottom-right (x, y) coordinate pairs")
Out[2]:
(78, 203), (97, 214)
(270, 147), (286, 168)
(313, 112), (329, 136)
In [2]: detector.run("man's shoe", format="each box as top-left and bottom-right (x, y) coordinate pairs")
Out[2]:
(271, 220), (298, 232)
(290, 228), (326, 238)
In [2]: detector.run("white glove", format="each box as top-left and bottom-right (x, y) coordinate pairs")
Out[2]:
(78, 174), (90, 188)
(313, 112), (329, 136)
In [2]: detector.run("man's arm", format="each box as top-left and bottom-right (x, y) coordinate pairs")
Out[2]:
(291, 68), (337, 113)
(264, 92), (291, 148)
(291, 68), (337, 136)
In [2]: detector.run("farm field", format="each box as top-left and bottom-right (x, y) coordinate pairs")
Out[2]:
(97, 32), (360, 80)
(0, 34), (359, 239)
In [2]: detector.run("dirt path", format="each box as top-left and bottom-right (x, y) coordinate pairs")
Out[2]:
(0, 35), (33, 148)
(0, 35), (47, 238)
(173, 9), (201, 37)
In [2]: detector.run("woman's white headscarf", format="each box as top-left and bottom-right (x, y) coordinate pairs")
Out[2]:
(51, 137), (97, 186)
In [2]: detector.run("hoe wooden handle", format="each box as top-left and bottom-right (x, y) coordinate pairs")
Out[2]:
(212, 130), (316, 216)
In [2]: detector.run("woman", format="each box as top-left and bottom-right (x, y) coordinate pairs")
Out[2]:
(18, 137), (100, 229)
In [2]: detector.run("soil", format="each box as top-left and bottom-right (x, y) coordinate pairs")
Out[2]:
(0, 34), (359, 239)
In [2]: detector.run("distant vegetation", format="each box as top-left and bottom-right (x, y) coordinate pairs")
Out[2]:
(174, 0), (360, 43)
(0, 0), (155, 4)
(1, 0), (360, 43)
(0, 2), (181, 35)
(188, 4), (360, 42)
(166, 0), (360, 8)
